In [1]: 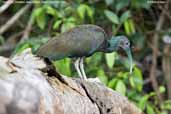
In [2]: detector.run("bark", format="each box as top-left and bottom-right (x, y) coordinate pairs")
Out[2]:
(162, 44), (171, 99)
(0, 49), (143, 114)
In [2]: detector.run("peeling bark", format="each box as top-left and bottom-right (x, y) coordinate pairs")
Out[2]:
(0, 49), (143, 114)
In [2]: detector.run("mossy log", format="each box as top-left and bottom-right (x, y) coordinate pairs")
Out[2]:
(0, 49), (143, 114)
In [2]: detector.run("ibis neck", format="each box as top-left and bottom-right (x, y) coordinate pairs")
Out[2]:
(104, 39), (119, 53)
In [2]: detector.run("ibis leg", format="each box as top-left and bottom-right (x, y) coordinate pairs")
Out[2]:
(80, 57), (87, 80)
(74, 58), (83, 79)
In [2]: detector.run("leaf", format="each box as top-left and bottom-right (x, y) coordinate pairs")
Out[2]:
(129, 76), (135, 88)
(160, 111), (168, 114)
(134, 67), (143, 91)
(116, 72), (128, 79)
(0, 35), (5, 45)
(64, 6), (74, 14)
(45, 5), (57, 16)
(130, 67), (143, 92)
(12, 37), (49, 55)
(77, 4), (94, 20)
(108, 78), (118, 89)
(112, 24), (116, 32)
(159, 86), (166, 93)
(86, 5), (94, 19)
(161, 100), (171, 110)
(115, 80), (126, 95)
(104, 10), (119, 24)
(120, 11), (131, 23)
(124, 19), (135, 35)
(105, 0), (114, 6)
(138, 95), (149, 110)
(97, 70), (108, 85)
(67, 17), (76, 22)
(77, 4), (86, 19)
(124, 20), (130, 35)
(116, 0), (129, 11)
(147, 104), (155, 114)
(131, 0), (151, 9)
(37, 12), (46, 30)
(14, 43), (31, 54)
(33, 7), (46, 30)
(129, 19), (136, 34)
(53, 58), (71, 76)
(53, 20), (62, 29)
(105, 52), (116, 69)
(32, 7), (43, 18)
(61, 22), (76, 33)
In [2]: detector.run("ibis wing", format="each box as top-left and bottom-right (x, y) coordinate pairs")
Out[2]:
(36, 25), (106, 60)
(36, 37), (71, 60)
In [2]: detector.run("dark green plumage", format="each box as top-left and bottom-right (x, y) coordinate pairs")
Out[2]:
(36, 24), (133, 79)
(36, 25), (108, 60)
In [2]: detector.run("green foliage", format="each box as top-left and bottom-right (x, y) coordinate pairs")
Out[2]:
(106, 66), (142, 96)
(124, 19), (135, 35)
(7, 0), (170, 114)
(53, 58), (71, 76)
(77, 4), (94, 22)
(131, 0), (151, 9)
(139, 95), (149, 110)
(97, 70), (108, 85)
(33, 7), (46, 29)
(129, 67), (143, 92)
(115, 80), (126, 95)
(108, 78), (118, 89)
(104, 10), (119, 24)
(12, 37), (49, 55)
(147, 103), (155, 114)
(0, 36), (5, 45)
(120, 11), (131, 23)
(115, 0), (129, 11)
(105, 52), (117, 69)
(53, 20), (62, 29)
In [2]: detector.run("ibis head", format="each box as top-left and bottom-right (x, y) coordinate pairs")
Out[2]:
(106, 35), (133, 73)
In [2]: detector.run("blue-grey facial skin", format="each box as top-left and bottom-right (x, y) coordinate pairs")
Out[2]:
(108, 35), (133, 73)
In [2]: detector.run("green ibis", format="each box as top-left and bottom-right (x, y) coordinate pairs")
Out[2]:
(36, 24), (133, 80)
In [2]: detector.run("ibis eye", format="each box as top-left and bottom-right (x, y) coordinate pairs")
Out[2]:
(125, 42), (129, 46)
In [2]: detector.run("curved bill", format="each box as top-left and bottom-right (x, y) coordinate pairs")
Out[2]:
(124, 47), (133, 74)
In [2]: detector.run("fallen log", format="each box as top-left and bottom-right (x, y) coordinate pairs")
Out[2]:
(0, 49), (143, 114)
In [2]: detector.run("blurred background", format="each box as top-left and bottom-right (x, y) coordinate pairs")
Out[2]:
(0, 0), (171, 113)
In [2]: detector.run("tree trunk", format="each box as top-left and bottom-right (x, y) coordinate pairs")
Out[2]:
(0, 49), (143, 114)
